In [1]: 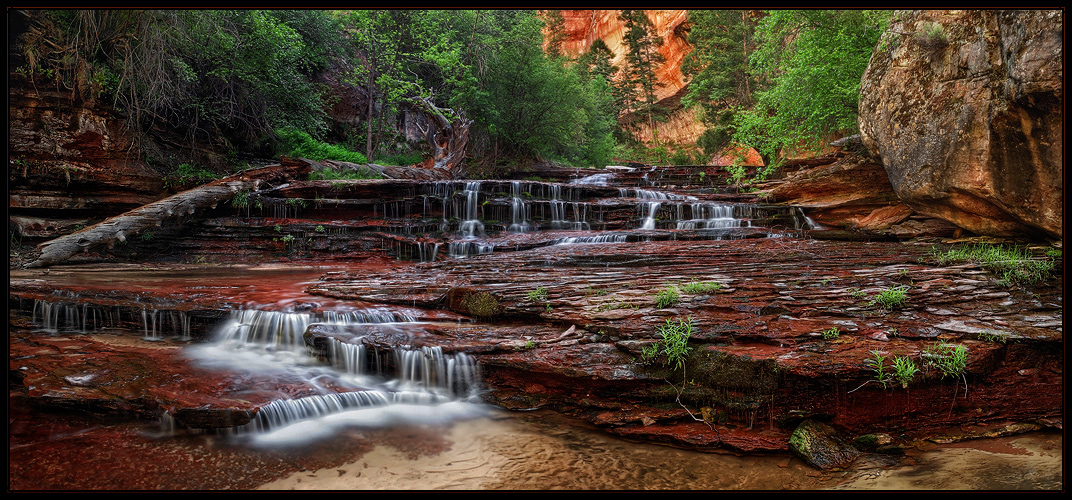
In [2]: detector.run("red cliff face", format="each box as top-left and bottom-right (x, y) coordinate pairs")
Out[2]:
(554, 10), (705, 146)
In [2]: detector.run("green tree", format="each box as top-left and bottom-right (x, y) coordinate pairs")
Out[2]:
(682, 10), (758, 157)
(732, 10), (891, 174)
(618, 10), (666, 143)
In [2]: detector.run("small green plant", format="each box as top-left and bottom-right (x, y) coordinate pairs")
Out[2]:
(680, 280), (723, 294)
(977, 330), (1009, 343)
(527, 286), (549, 302)
(139, 231), (154, 242)
(285, 198), (308, 209)
(164, 163), (219, 189)
(931, 243), (1057, 286)
(697, 171), (705, 183)
(314, 225), (325, 233)
(916, 21), (949, 46)
(642, 318), (694, 370)
(892, 356), (919, 389)
(923, 341), (968, 380)
(231, 190), (250, 208)
(655, 286), (681, 308)
(868, 350), (890, 389)
(848, 288), (867, 299)
(545, 303), (553, 313)
(870, 286), (909, 309)
(274, 224), (282, 233)
(596, 300), (639, 312)
(821, 327), (840, 340)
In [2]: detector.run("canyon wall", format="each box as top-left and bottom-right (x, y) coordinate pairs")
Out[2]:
(858, 10), (1063, 239)
(555, 10), (705, 146)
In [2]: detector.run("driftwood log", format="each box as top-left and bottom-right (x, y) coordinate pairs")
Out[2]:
(25, 159), (311, 268)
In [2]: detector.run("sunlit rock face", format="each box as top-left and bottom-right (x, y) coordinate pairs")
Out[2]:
(859, 10), (1063, 239)
(556, 10), (706, 146)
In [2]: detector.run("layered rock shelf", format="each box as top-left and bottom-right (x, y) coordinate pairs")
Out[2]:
(9, 162), (1063, 457)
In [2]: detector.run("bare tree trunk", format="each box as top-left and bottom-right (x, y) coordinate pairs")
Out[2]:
(407, 97), (472, 177)
(24, 160), (311, 268)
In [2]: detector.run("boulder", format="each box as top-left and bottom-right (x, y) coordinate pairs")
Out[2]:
(789, 419), (860, 470)
(858, 10), (1063, 240)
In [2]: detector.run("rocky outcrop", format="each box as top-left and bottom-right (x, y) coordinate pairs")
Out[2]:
(858, 10), (1063, 240)
(9, 79), (167, 240)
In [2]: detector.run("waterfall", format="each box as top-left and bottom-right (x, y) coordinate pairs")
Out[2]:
(506, 181), (534, 233)
(178, 306), (487, 444)
(571, 173), (614, 186)
(458, 181), (485, 238)
(640, 202), (662, 230)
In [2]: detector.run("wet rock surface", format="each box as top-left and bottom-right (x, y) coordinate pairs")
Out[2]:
(8, 157), (1063, 467)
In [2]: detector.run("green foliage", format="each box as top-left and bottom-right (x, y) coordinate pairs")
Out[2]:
(655, 286), (681, 308)
(870, 286), (909, 309)
(732, 10), (892, 171)
(923, 341), (968, 379)
(892, 356), (919, 389)
(596, 300), (640, 312)
(680, 280), (724, 294)
(915, 21), (948, 46)
(527, 286), (549, 302)
(276, 127), (370, 164)
(682, 10), (756, 157)
(139, 230), (154, 242)
(867, 350), (890, 389)
(930, 244), (1057, 286)
(821, 327), (840, 340)
(314, 225), (326, 233)
(642, 318), (695, 370)
(978, 330), (1009, 344)
(308, 167), (381, 181)
(847, 288), (867, 299)
(163, 163), (219, 189)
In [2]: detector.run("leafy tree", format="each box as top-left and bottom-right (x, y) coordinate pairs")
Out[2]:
(732, 10), (891, 174)
(681, 10), (758, 158)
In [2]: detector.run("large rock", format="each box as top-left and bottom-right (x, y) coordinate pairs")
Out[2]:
(858, 10), (1063, 240)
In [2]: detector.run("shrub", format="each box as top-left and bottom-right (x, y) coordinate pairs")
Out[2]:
(461, 291), (502, 318)
(164, 163), (219, 189)
(276, 127), (370, 164)
(868, 350), (890, 389)
(308, 167), (381, 181)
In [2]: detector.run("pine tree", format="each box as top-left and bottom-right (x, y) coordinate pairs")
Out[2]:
(618, 10), (666, 143)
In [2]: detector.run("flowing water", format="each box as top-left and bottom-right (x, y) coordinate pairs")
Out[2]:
(9, 179), (1062, 490)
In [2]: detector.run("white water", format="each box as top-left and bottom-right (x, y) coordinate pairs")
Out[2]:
(180, 307), (487, 446)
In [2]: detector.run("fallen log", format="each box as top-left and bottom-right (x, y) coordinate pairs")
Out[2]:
(24, 159), (311, 268)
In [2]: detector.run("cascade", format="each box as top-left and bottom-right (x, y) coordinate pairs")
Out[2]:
(506, 181), (534, 233)
(177, 306), (485, 444)
(457, 181), (485, 238)
(571, 172), (615, 186)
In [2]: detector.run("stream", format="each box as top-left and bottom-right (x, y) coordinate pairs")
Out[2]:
(9, 173), (1063, 491)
